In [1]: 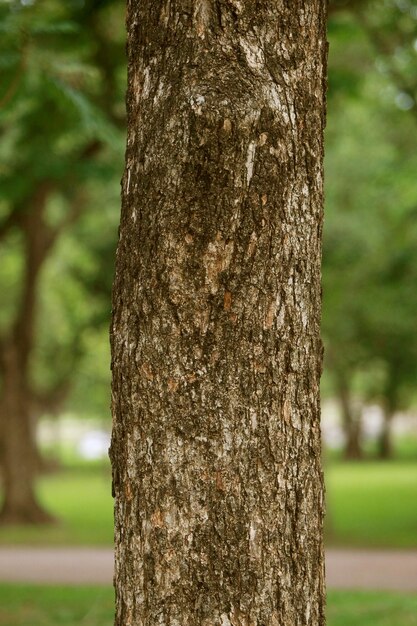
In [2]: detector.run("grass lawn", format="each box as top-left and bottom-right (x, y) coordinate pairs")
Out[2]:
(0, 458), (416, 548)
(0, 585), (416, 626)
(327, 590), (417, 626)
(0, 585), (114, 626)
(325, 461), (417, 548)
(0, 465), (113, 546)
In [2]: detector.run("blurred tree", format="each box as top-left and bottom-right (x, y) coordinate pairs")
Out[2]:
(323, 5), (417, 459)
(0, 0), (124, 523)
(354, 0), (417, 457)
(355, 211), (417, 458)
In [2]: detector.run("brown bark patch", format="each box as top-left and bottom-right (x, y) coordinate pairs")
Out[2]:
(203, 233), (234, 295)
(151, 510), (164, 529)
(264, 299), (277, 329)
(141, 362), (154, 381)
(224, 291), (232, 311)
(167, 378), (179, 392)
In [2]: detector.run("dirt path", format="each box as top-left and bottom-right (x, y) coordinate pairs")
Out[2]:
(325, 549), (417, 591)
(0, 547), (416, 590)
(0, 547), (112, 585)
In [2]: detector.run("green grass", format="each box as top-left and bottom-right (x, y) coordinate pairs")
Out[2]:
(0, 465), (113, 546)
(327, 591), (417, 626)
(0, 457), (417, 548)
(0, 586), (416, 626)
(325, 460), (417, 548)
(0, 585), (114, 626)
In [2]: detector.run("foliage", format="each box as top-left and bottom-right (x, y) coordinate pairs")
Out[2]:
(323, 6), (417, 447)
(0, 0), (125, 421)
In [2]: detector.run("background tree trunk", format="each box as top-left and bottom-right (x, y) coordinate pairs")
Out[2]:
(0, 185), (56, 524)
(377, 372), (398, 460)
(111, 2), (327, 624)
(0, 341), (54, 523)
(335, 372), (363, 460)
(378, 407), (394, 460)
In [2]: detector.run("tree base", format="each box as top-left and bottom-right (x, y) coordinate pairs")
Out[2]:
(0, 501), (57, 525)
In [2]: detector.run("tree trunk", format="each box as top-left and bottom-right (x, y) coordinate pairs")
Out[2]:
(378, 408), (394, 460)
(336, 373), (363, 460)
(0, 341), (54, 523)
(111, 2), (327, 625)
(377, 375), (398, 461)
(0, 184), (55, 524)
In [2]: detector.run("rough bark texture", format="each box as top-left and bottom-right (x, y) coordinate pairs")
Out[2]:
(111, 2), (327, 625)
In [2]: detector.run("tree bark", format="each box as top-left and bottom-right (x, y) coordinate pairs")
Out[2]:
(111, 2), (327, 624)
